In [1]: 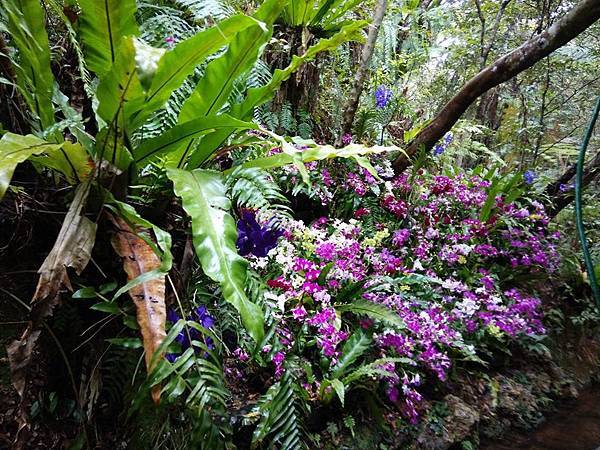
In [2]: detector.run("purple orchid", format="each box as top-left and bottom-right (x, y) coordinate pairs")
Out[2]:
(165, 306), (215, 362)
(236, 210), (283, 257)
(523, 170), (536, 185)
(374, 85), (393, 109)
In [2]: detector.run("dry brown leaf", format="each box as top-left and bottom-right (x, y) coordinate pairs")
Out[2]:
(109, 214), (166, 404)
(7, 182), (96, 440)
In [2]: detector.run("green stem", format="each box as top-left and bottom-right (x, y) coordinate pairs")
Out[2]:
(575, 95), (600, 308)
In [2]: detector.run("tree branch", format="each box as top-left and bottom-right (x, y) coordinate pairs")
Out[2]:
(392, 0), (600, 173)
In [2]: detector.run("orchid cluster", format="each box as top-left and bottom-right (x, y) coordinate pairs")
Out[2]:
(165, 306), (215, 362)
(433, 132), (453, 155)
(236, 210), (283, 258)
(237, 158), (559, 424)
(374, 85), (393, 109)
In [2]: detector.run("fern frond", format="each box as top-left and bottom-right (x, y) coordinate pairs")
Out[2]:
(226, 166), (290, 215)
(247, 58), (273, 89)
(343, 357), (412, 385)
(251, 371), (305, 450)
(133, 4), (201, 141)
(173, 0), (234, 23)
(186, 357), (229, 409)
(280, 101), (297, 134)
(331, 330), (372, 378)
(190, 408), (228, 450)
(335, 299), (405, 329)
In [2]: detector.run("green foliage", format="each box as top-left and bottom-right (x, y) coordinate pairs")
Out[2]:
(127, 14), (260, 131)
(331, 330), (371, 378)
(225, 166), (290, 214)
(6, 1), (599, 448)
(2, 0), (55, 131)
(133, 114), (256, 165)
(283, 0), (363, 30)
(128, 318), (231, 449)
(174, 0), (234, 22)
(178, 0), (285, 122)
(78, 0), (139, 77)
(250, 371), (305, 449)
(335, 299), (405, 329)
(237, 136), (395, 188)
(0, 133), (74, 199)
(342, 357), (409, 385)
(188, 20), (367, 167)
(168, 168), (264, 342)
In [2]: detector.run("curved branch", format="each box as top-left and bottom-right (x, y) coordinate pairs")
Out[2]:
(392, 0), (600, 172)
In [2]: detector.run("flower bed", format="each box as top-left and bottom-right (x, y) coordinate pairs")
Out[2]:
(233, 159), (560, 424)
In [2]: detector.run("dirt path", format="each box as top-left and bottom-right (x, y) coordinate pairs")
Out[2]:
(483, 386), (600, 450)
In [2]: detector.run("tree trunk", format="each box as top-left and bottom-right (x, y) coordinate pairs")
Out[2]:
(336, 0), (387, 146)
(392, 0), (600, 172)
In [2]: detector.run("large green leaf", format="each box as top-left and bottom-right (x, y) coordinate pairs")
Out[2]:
(96, 37), (144, 126)
(311, 0), (364, 29)
(171, 0), (285, 167)
(167, 168), (264, 342)
(78, 0), (139, 77)
(30, 141), (93, 184)
(94, 37), (144, 169)
(283, 0), (315, 26)
(232, 20), (366, 118)
(0, 133), (63, 199)
(178, 0), (285, 122)
(126, 15), (262, 130)
(2, 0), (55, 131)
(186, 20), (367, 168)
(133, 115), (257, 165)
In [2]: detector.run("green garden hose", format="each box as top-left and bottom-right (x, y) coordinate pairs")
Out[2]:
(575, 95), (600, 308)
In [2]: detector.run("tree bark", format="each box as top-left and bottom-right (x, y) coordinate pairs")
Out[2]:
(336, 0), (387, 146)
(392, 0), (600, 172)
(545, 150), (600, 219)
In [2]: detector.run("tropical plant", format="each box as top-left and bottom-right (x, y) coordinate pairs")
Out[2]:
(0, 0), (367, 424)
